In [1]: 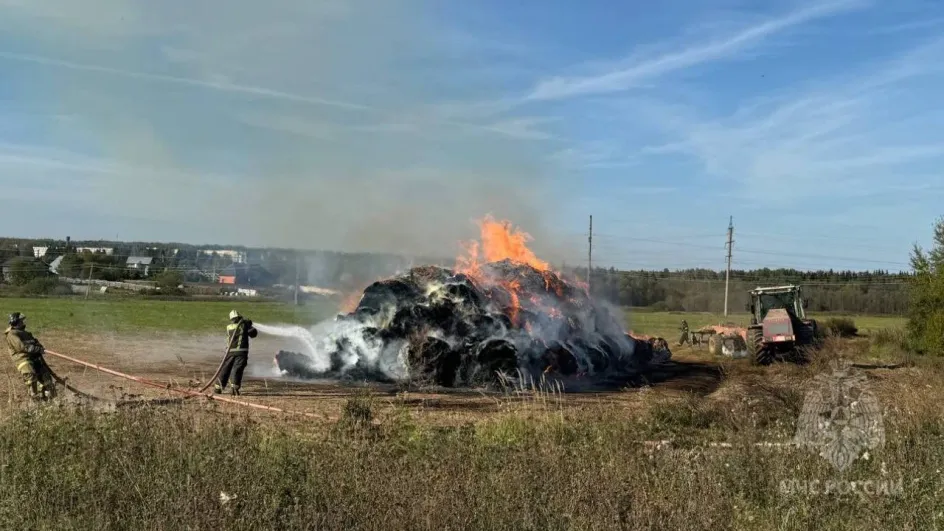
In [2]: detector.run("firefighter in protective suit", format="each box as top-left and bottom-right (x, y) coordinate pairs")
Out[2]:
(215, 310), (257, 396)
(5, 312), (56, 401)
(678, 319), (690, 346)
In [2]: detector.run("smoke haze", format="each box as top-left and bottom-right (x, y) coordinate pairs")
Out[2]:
(0, 0), (581, 262)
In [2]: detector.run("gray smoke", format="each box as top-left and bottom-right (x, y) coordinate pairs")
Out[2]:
(0, 0), (583, 263)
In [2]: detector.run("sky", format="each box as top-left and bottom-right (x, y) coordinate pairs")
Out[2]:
(0, 0), (941, 272)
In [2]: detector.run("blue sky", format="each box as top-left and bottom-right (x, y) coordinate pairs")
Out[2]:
(0, 0), (941, 272)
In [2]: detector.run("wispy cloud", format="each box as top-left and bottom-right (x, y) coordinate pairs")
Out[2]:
(526, 0), (868, 101)
(0, 49), (561, 143)
(0, 51), (371, 110)
(629, 35), (944, 201)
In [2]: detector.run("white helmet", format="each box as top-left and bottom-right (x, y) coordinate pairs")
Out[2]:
(229, 310), (241, 320)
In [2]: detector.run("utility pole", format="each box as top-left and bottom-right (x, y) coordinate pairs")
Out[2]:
(724, 216), (733, 316)
(588, 215), (593, 293)
(85, 262), (94, 300)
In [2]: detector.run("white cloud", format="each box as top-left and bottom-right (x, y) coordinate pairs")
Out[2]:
(624, 36), (944, 202)
(526, 0), (868, 101)
(0, 51), (372, 110)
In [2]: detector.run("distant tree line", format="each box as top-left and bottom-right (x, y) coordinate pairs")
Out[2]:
(573, 266), (910, 315)
(0, 237), (911, 314)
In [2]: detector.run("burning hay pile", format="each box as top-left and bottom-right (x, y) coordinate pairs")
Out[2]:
(274, 217), (670, 388)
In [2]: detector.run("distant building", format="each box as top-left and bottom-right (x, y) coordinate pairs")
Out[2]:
(76, 247), (114, 255)
(48, 256), (63, 275)
(300, 285), (340, 296)
(201, 249), (247, 263)
(33, 246), (49, 258)
(126, 256), (154, 276)
(218, 263), (273, 286)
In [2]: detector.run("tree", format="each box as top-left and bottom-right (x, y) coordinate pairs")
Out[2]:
(907, 216), (944, 354)
(57, 253), (85, 278)
(153, 270), (185, 294)
(6, 257), (48, 286)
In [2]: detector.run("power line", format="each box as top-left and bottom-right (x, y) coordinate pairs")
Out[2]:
(579, 234), (910, 267)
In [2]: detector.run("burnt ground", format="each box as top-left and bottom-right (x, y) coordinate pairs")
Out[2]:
(0, 331), (931, 426)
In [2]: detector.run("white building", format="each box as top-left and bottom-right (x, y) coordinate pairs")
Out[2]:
(126, 256), (153, 276)
(201, 249), (247, 263)
(33, 246), (49, 258)
(76, 247), (114, 255)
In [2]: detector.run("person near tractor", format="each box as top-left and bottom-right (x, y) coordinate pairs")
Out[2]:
(678, 319), (690, 346)
(4, 312), (56, 401)
(215, 310), (257, 396)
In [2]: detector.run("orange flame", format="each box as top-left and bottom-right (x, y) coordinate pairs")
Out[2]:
(455, 215), (564, 327)
(455, 215), (549, 277)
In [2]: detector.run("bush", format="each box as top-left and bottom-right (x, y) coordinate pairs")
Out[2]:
(871, 327), (908, 350)
(5, 277), (72, 296)
(649, 301), (669, 312)
(5, 257), (49, 286)
(150, 270), (186, 296)
(907, 217), (944, 355)
(822, 317), (858, 338)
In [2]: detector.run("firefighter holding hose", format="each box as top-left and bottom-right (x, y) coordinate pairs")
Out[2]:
(214, 310), (257, 396)
(5, 312), (56, 401)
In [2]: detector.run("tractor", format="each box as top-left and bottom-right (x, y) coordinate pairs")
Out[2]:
(745, 285), (820, 364)
(697, 284), (820, 364)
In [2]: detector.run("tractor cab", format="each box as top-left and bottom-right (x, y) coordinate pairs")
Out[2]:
(748, 285), (807, 325)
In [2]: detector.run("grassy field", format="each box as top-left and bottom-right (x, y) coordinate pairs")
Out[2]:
(1, 346), (942, 529)
(0, 297), (338, 333)
(0, 296), (930, 529)
(0, 296), (907, 337)
(626, 309), (906, 339)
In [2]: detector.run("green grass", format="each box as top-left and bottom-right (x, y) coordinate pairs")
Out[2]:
(625, 310), (906, 339)
(0, 296), (906, 339)
(0, 297), (337, 334)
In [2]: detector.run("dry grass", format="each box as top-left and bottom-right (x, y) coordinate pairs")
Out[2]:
(0, 335), (942, 530)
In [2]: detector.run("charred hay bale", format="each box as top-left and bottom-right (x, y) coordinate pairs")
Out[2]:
(456, 338), (518, 386)
(442, 277), (485, 306)
(407, 336), (460, 387)
(387, 307), (420, 337)
(542, 341), (579, 375)
(568, 337), (610, 372)
(586, 345), (611, 372)
(275, 350), (311, 378)
(312, 260), (659, 388)
(356, 278), (423, 313)
(476, 338), (518, 372)
(407, 265), (452, 285)
(631, 339), (654, 368)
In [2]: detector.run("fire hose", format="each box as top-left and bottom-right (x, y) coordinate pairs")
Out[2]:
(195, 324), (240, 393)
(47, 367), (109, 402)
(43, 349), (322, 419)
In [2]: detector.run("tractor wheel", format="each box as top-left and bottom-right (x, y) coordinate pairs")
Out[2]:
(747, 326), (773, 365)
(792, 321), (818, 363)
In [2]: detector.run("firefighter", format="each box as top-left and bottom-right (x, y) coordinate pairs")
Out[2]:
(215, 310), (257, 396)
(4, 312), (56, 401)
(678, 319), (690, 346)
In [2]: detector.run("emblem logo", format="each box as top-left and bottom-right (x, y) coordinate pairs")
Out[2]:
(793, 361), (885, 470)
